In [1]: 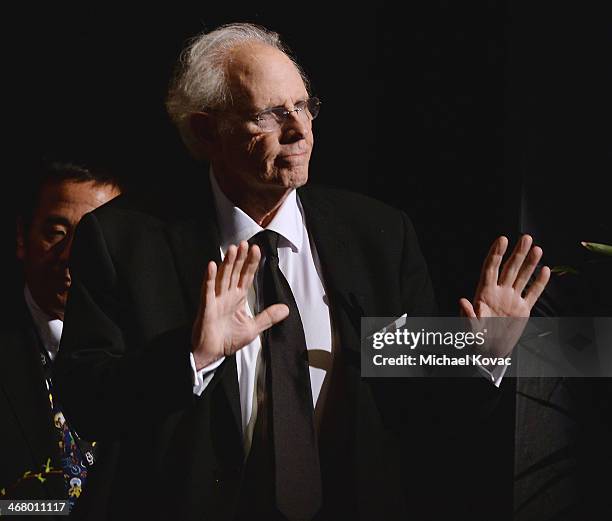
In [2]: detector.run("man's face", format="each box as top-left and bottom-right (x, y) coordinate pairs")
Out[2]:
(17, 179), (120, 320)
(210, 43), (314, 196)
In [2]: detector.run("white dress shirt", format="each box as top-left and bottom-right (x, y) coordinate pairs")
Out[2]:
(191, 172), (333, 449)
(24, 285), (63, 361)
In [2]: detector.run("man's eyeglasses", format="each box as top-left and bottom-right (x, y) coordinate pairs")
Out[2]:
(253, 97), (321, 132)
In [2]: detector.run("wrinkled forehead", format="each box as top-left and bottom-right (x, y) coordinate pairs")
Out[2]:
(225, 42), (308, 111)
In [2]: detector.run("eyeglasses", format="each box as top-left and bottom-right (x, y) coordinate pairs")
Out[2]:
(253, 97), (321, 132)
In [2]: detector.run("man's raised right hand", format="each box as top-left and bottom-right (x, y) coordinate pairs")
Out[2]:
(191, 240), (289, 370)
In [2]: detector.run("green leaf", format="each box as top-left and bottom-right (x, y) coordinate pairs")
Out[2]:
(581, 241), (612, 256)
(551, 265), (580, 276)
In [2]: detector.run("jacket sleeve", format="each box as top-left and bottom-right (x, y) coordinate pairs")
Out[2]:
(53, 211), (196, 441)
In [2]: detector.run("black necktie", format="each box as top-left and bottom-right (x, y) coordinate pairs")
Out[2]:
(251, 230), (322, 521)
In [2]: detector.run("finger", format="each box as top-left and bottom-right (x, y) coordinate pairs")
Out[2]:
(253, 303), (290, 333)
(499, 234), (533, 286)
(238, 244), (261, 289)
(204, 261), (217, 307)
(217, 244), (237, 294)
(459, 298), (477, 318)
(478, 236), (508, 290)
(513, 245), (543, 294)
(524, 266), (551, 309)
(230, 241), (249, 289)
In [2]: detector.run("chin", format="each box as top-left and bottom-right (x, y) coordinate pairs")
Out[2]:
(55, 291), (68, 309)
(255, 164), (309, 192)
(277, 167), (309, 189)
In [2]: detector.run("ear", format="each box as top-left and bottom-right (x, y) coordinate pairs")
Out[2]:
(189, 112), (218, 156)
(16, 217), (26, 260)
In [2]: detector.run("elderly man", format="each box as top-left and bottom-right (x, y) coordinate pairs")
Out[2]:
(55, 23), (549, 521)
(0, 160), (121, 517)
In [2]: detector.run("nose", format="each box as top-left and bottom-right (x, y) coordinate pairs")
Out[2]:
(56, 234), (75, 264)
(281, 110), (309, 142)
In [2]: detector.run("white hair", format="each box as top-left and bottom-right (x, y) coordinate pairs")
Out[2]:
(166, 23), (310, 159)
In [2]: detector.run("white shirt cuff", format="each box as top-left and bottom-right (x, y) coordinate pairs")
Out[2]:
(189, 353), (225, 396)
(476, 362), (508, 388)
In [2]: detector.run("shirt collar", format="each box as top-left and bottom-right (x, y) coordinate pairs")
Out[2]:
(23, 285), (63, 360)
(209, 168), (304, 253)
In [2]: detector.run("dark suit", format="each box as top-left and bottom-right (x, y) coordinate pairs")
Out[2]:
(0, 297), (67, 515)
(0, 293), (114, 521)
(55, 177), (503, 520)
(512, 173), (612, 520)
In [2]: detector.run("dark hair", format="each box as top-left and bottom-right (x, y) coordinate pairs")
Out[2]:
(19, 158), (124, 227)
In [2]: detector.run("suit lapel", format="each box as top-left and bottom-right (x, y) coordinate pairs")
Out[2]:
(0, 300), (65, 498)
(164, 172), (223, 318)
(220, 356), (243, 440)
(167, 215), (222, 319)
(298, 188), (370, 363)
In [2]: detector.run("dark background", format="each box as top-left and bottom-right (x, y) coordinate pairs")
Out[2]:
(4, 1), (611, 314)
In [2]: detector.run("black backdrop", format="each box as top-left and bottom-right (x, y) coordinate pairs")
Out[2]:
(4, 1), (610, 314)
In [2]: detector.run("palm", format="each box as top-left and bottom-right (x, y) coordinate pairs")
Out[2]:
(472, 284), (531, 318)
(203, 292), (262, 356)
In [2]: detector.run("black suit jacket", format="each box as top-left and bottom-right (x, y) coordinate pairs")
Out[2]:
(0, 293), (115, 521)
(55, 179), (502, 521)
(0, 297), (67, 510)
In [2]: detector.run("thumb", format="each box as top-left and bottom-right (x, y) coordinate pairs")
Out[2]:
(459, 298), (477, 318)
(253, 303), (290, 333)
